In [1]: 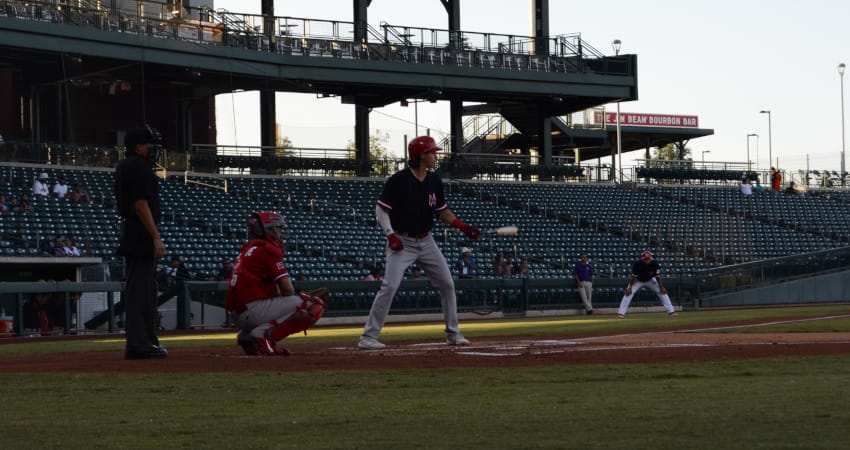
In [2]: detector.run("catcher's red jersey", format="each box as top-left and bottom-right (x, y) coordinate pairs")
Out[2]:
(225, 239), (289, 312)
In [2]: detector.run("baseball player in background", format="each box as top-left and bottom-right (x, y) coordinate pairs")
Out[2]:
(617, 251), (677, 318)
(358, 136), (480, 350)
(573, 253), (595, 315)
(226, 212), (326, 356)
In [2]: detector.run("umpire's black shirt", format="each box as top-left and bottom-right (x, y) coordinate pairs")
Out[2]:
(115, 152), (161, 259)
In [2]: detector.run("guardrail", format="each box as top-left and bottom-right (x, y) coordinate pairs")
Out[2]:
(0, 0), (632, 76)
(0, 277), (698, 336)
(695, 246), (850, 296)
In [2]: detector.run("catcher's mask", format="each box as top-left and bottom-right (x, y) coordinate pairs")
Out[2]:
(248, 211), (285, 247)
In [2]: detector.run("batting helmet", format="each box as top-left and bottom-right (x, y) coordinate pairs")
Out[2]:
(248, 211), (285, 247)
(408, 135), (442, 161)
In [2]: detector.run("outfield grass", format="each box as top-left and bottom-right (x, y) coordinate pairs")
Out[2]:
(1, 358), (849, 449)
(1, 305), (849, 449)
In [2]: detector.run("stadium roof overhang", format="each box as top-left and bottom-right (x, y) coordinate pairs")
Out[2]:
(549, 123), (714, 162)
(0, 17), (637, 113)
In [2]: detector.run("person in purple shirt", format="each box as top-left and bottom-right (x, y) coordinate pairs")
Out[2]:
(573, 253), (595, 314)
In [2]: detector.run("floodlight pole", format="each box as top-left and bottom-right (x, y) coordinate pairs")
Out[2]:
(838, 63), (845, 186)
(746, 133), (758, 171)
(612, 39), (622, 183)
(760, 110), (772, 168)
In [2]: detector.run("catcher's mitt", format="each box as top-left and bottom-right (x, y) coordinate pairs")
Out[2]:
(304, 287), (330, 304)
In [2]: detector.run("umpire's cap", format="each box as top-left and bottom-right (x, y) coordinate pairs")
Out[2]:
(125, 128), (154, 148)
(125, 125), (162, 149)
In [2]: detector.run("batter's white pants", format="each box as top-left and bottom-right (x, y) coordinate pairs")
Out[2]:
(617, 278), (675, 316)
(231, 294), (303, 341)
(361, 233), (462, 341)
(576, 281), (593, 311)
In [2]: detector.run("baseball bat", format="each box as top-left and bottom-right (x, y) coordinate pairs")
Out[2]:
(481, 226), (519, 237)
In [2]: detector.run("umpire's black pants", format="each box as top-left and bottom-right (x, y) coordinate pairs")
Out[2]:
(124, 257), (159, 350)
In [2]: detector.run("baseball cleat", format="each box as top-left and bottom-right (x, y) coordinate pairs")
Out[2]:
(447, 335), (470, 346)
(669, 311), (679, 316)
(617, 314), (625, 319)
(358, 337), (386, 350)
(255, 337), (291, 356)
(125, 344), (168, 360)
(238, 338), (262, 356)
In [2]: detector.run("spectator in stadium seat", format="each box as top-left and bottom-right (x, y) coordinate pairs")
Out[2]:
(52, 175), (69, 198)
(740, 176), (753, 196)
(72, 183), (90, 203)
(67, 189), (81, 203)
(784, 181), (801, 195)
(493, 253), (504, 277)
(216, 257), (233, 281)
(0, 194), (7, 212)
(770, 167), (782, 191)
(752, 178), (764, 192)
(409, 265), (423, 279)
(454, 247), (478, 279)
(502, 253), (520, 277)
(42, 236), (65, 256)
(32, 172), (50, 197)
(63, 236), (81, 256)
(16, 193), (32, 214)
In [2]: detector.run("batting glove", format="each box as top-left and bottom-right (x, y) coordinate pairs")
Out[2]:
(451, 219), (480, 240)
(387, 233), (404, 251)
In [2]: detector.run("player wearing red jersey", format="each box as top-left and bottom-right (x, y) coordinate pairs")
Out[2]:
(225, 212), (326, 356)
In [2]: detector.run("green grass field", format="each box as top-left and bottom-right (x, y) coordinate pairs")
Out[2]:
(1, 305), (849, 449)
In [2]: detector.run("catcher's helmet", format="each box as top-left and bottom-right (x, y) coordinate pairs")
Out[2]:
(407, 135), (442, 161)
(248, 211), (285, 247)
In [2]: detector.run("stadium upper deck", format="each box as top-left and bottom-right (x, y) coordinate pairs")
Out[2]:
(0, 0), (636, 173)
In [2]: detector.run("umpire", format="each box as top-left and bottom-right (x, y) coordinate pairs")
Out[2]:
(115, 126), (168, 359)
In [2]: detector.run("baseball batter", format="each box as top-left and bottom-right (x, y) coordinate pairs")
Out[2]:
(225, 212), (326, 356)
(358, 136), (480, 350)
(617, 251), (677, 318)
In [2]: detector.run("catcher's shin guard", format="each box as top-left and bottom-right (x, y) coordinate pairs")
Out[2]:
(266, 292), (327, 342)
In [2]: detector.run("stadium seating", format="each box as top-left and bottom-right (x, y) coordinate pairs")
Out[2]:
(3, 165), (850, 287)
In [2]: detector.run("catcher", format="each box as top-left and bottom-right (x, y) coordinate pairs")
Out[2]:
(225, 212), (328, 356)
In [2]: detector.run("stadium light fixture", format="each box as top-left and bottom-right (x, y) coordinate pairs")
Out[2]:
(759, 110), (772, 168)
(701, 150), (711, 165)
(612, 39), (622, 183)
(838, 63), (846, 186)
(747, 133), (758, 171)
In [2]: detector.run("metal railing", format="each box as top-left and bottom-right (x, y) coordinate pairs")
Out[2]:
(696, 246), (850, 296)
(0, 0), (631, 76)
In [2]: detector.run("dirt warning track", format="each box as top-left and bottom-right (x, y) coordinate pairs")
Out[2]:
(3, 316), (850, 373)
